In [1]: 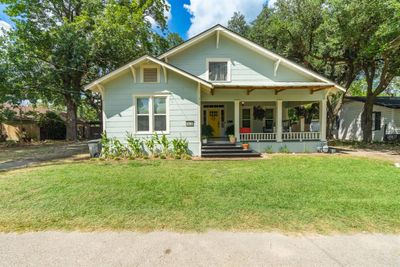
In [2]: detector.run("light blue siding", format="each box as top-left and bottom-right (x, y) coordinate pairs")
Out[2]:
(103, 68), (200, 155)
(168, 33), (317, 84)
(249, 141), (325, 153)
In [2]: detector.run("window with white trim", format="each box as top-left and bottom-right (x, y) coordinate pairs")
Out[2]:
(136, 96), (168, 132)
(208, 59), (230, 81)
(154, 97), (166, 131)
(137, 97), (150, 131)
(241, 108), (251, 128)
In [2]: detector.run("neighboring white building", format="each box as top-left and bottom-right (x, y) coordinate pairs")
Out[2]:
(337, 96), (400, 142)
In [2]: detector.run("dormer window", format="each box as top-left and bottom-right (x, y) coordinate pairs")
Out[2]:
(141, 65), (160, 83)
(207, 58), (230, 82)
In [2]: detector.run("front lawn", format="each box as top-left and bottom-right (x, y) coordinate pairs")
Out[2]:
(0, 156), (399, 233)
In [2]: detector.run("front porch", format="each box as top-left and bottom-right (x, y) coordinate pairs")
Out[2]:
(201, 99), (327, 152)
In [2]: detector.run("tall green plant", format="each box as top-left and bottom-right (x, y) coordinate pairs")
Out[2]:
(145, 133), (159, 157)
(126, 133), (143, 158)
(158, 134), (170, 157)
(171, 138), (189, 159)
(100, 132), (112, 158)
(111, 138), (126, 158)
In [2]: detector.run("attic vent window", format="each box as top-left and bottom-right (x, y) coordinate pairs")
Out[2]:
(142, 67), (159, 83)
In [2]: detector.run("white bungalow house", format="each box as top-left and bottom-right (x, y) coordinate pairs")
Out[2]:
(85, 25), (344, 156)
(336, 96), (400, 142)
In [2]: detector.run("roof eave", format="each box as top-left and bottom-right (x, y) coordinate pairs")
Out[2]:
(84, 55), (213, 91)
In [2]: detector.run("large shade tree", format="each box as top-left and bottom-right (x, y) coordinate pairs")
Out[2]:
(0, 0), (170, 140)
(247, 0), (400, 142)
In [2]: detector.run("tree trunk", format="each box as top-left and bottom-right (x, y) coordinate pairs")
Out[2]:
(361, 95), (375, 143)
(65, 95), (78, 141)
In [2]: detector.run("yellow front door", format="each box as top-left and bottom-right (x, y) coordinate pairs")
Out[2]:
(207, 109), (220, 137)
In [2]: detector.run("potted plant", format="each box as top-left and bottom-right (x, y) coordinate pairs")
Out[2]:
(202, 136), (208, 145)
(242, 143), (249, 150)
(228, 134), (236, 144)
(201, 124), (214, 144)
(253, 106), (266, 121)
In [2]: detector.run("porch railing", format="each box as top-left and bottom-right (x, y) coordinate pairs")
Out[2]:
(240, 133), (276, 141)
(282, 132), (320, 141)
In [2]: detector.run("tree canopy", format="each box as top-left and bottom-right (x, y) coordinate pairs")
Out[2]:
(245, 0), (400, 141)
(0, 0), (178, 140)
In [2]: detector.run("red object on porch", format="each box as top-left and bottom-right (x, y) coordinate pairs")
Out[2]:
(240, 128), (252, 133)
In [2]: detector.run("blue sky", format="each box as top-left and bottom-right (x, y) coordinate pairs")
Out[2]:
(0, 4), (12, 24)
(0, 1), (274, 40)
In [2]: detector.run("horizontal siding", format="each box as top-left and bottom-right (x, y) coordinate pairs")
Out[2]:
(168, 33), (317, 84)
(103, 69), (200, 155)
(338, 101), (399, 141)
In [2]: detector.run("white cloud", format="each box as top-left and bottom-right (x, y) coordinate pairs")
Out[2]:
(268, 0), (277, 8)
(0, 20), (11, 36)
(184, 0), (265, 38)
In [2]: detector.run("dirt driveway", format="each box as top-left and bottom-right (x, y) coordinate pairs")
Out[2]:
(332, 145), (400, 163)
(0, 141), (89, 171)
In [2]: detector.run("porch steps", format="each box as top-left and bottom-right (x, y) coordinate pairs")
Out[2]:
(201, 143), (261, 158)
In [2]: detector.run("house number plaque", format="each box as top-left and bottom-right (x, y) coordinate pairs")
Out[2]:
(186, 121), (195, 127)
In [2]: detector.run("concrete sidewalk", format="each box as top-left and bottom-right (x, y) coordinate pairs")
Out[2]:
(0, 231), (399, 266)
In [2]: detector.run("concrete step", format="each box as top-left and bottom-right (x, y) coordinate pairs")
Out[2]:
(202, 149), (254, 153)
(201, 152), (261, 158)
(202, 145), (242, 149)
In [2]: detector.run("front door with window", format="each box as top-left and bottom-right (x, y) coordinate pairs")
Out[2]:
(207, 109), (221, 137)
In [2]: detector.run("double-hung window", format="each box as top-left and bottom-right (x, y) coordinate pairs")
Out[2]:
(136, 96), (168, 133)
(241, 108), (251, 128)
(207, 59), (230, 82)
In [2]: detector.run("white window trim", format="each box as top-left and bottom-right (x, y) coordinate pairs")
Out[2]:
(206, 58), (231, 82)
(133, 94), (170, 134)
(241, 106), (252, 129)
(140, 64), (161, 83)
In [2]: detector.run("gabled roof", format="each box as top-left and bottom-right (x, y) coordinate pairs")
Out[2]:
(158, 24), (345, 92)
(345, 96), (400, 109)
(84, 55), (213, 90)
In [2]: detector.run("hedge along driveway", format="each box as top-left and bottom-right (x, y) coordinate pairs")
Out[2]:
(0, 156), (399, 233)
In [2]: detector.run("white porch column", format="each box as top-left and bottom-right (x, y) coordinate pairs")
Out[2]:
(300, 117), (305, 132)
(320, 99), (327, 141)
(276, 100), (283, 142)
(234, 100), (240, 142)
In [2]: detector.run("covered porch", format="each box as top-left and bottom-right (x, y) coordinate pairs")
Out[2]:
(201, 99), (326, 143)
(201, 87), (329, 152)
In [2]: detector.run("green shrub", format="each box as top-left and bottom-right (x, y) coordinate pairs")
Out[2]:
(264, 146), (274, 154)
(158, 134), (170, 157)
(100, 132), (112, 158)
(111, 138), (126, 158)
(201, 124), (214, 138)
(225, 125), (234, 136)
(172, 138), (189, 158)
(279, 145), (290, 154)
(183, 154), (192, 160)
(145, 133), (159, 157)
(126, 133), (143, 158)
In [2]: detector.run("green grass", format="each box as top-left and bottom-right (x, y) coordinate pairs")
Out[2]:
(0, 156), (400, 233)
